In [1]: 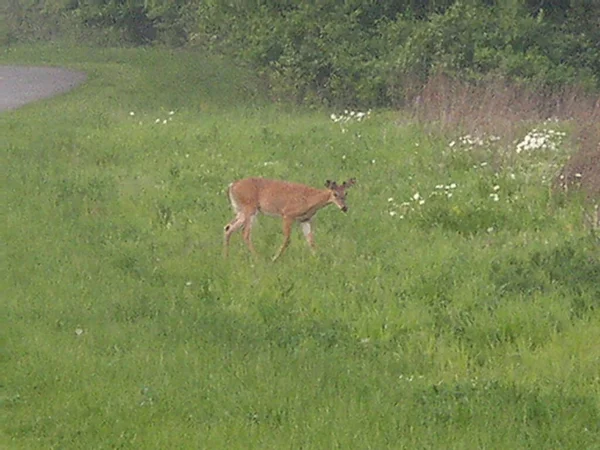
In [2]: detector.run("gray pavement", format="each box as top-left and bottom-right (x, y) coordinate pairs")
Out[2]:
(0, 66), (86, 112)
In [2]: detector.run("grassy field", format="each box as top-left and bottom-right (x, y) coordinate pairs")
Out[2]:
(2, 44), (599, 449)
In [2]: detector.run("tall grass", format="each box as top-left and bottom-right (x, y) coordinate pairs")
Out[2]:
(411, 73), (600, 227)
(2, 44), (599, 449)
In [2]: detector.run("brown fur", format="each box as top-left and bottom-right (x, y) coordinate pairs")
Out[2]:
(224, 177), (355, 261)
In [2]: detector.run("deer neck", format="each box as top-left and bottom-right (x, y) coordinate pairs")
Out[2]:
(315, 188), (334, 208)
(293, 189), (331, 221)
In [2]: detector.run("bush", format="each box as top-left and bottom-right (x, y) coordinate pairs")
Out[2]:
(196, 1), (600, 107)
(4, 1), (600, 107)
(385, 2), (598, 103)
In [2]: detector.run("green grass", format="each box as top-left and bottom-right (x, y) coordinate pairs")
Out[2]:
(2, 43), (599, 449)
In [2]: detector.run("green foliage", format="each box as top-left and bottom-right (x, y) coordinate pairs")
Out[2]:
(2, 0), (196, 46)
(196, 0), (600, 106)
(4, 1), (599, 105)
(389, 1), (598, 93)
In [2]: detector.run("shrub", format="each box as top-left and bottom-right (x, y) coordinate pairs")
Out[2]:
(385, 2), (598, 106)
(4, 1), (600, 107)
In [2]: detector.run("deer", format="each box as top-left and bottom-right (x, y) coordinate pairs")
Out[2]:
(223, 177), (356, 261)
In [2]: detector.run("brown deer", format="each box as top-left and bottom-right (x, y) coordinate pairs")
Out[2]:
(224, 177), (356, 261)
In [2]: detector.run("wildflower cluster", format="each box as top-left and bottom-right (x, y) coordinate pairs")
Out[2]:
(433, 183), (457, 199)
(558, 172), (583, 182)
(398, 374), (425, 383)
(387, 197), (408, 218)
(515, 127), (566, 153)
(489, 184), (500, 202)
(330, 109), (371, 124)
(330, 109), (371, 133)
(128, 110), (176, 125)
(448, 134), (500, 152)
(154, 110), (176, 125)
(387, 183), (457, 218)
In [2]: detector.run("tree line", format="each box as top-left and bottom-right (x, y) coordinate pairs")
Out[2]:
(4, 0), (600, 106)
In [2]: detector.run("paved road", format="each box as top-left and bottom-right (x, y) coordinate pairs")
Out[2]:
(0, 66), (86, 112)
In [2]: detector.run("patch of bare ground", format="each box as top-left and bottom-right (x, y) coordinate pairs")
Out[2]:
(407, 74), (600, 227)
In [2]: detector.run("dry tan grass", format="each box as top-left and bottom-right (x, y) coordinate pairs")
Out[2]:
(555, 106), (600, 200)
(556, 121), (600, 227)
(407, 74), (600, 224)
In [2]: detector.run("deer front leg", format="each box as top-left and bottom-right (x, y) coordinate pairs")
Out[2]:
(242, 213), (258, 256)
(300, 220), (316, 255)
(223, 214), (244, 257)
(272, 216), (294, 262)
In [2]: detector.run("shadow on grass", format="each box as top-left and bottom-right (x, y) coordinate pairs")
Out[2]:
(416, 380), (599, 439)
(490, 238), (600, 316)
(414, 200), (550, 236)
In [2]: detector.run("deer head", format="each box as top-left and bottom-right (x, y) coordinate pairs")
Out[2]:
(325, 178), (356, 212)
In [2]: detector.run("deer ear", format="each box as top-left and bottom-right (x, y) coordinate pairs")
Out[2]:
(343, 178), (356, 188)
(325, 180), (337, 189)
(325, 180), (331, 188)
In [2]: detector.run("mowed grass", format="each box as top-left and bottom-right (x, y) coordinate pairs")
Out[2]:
(2, 44), (599, 449)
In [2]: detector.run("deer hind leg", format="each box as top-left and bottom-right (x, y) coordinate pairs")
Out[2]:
(300, 220), (316, 254)
(272, 216), (294, 262)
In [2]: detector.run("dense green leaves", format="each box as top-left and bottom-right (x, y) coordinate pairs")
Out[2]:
(3, 0), (599, 105)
